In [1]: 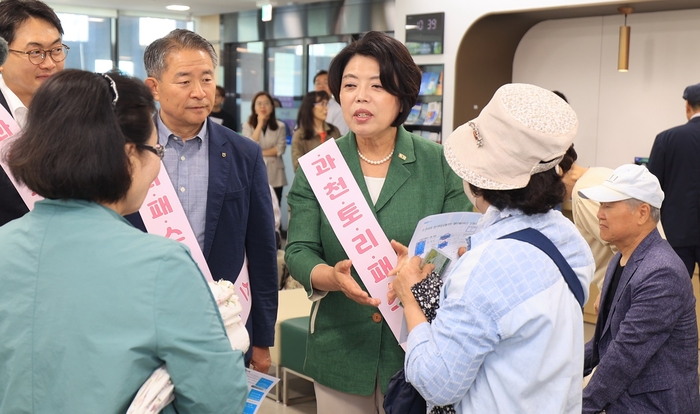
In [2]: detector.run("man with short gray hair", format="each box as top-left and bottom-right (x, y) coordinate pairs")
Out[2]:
(579, 164), (698, 413)
(126, 29), (278, 374)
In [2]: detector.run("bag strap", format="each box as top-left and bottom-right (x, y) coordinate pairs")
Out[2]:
(498, 228), (585, 308)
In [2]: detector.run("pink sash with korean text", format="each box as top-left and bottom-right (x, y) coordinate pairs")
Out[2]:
(0, 105), (42, 208)
(299, 139), (406, 348)
(139, 167), (252, 324)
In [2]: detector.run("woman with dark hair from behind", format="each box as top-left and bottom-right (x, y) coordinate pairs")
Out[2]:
(0, 70), (248, 413)
(291, 90), (342, 172)
(242, 90), (288, 204)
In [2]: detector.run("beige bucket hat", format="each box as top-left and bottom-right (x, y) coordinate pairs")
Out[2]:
(444, 83), (578, 190)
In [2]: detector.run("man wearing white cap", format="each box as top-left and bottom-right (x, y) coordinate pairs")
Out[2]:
(579, 164), (698, 413)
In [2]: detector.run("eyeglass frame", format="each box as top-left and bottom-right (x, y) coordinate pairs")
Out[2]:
(136, 143), (165, 159)
(313, 100), (329, 107)
(7, 44), (70, 65)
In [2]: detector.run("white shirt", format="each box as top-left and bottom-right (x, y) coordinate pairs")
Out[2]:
(0, 75), (28, 127)
(363, 176), (385, 205)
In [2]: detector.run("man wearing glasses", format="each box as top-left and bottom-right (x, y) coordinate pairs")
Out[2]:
(0, 0), (66, 226)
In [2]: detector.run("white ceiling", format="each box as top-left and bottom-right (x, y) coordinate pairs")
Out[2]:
(48, 0), (328, 17)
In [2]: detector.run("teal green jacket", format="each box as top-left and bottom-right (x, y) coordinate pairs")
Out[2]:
(0, 199), (248, 414)
(285, 127), (471, 395)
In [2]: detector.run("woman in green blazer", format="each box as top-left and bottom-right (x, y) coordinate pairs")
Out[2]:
(285, 31), (471, 413)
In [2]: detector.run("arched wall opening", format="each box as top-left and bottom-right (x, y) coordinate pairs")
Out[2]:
(453, 0), (700, 131)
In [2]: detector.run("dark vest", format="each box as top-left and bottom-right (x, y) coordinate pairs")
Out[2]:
(0, 90), (30, 226)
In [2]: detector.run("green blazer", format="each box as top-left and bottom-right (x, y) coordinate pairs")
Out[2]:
(285, 126), (471, 395)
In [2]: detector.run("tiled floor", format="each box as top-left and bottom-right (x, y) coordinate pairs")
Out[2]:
(259, 399), (316, 414)
(260, 323), (600, 414)
(259, 374), (315, 414)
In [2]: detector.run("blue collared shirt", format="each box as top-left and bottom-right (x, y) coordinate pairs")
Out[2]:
(405, 207), (594, 413)
(156, 114), (209, 251)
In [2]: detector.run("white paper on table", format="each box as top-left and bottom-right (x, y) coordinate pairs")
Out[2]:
(407, 211), (482, 279)
(241, 369), (281, 414)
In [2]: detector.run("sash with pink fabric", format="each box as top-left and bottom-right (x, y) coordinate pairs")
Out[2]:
(299, 139), (407, 347)
(0, 104), (251, 323)
(0, 105), (42, 209)
(138, 168), (252, 323)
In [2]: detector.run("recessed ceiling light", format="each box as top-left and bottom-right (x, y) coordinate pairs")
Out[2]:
(166, 5), (190, 11)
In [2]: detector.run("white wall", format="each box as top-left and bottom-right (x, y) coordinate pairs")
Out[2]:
(514, 9), (700, 168)
(394, 0), (632, 143)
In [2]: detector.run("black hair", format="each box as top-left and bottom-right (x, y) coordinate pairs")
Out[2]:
(7, 70), (156, 203)
(247, 91), (279, 131)
(552, 90), (568, 103)
(559, 144), (578, 175)
(0, 0), (63, 46)
(327, 31), (421, 127)
(296, 90), (330, 141)
(470, 169), (566, 215)
(313, 70), (328, 84)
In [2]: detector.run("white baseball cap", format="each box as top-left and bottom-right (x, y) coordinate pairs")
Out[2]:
(578, 164), (664, 208)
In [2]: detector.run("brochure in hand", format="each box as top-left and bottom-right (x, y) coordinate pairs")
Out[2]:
(408, 211), (482, 278)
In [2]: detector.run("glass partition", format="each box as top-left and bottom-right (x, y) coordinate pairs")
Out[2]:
(57, 13), (113, 72)
(307, 42), (347, 91)
(117, 16), (192, 80)
(236, 41), (265, 132)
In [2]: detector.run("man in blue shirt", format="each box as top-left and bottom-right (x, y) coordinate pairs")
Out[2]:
(128, 29), (278, 373)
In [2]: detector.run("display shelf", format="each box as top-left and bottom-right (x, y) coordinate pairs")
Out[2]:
(404, 64), (444, 143)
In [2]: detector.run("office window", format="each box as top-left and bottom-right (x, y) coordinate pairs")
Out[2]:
(118, 16), (192, 80)
(57, 13), (112, 72)
(308, 42), (347, 90)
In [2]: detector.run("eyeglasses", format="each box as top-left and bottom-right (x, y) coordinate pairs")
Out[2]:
(137, 143), (165, 159)
(255, 101), (272, 108)
(314, 101), (329, 107)
(8, 44), (70, 65)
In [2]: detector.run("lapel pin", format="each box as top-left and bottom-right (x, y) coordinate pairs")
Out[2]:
(222, 152), (227, 158)
(398, 153), (406, 160)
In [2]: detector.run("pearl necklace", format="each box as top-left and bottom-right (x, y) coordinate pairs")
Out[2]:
(357, 148), (395, 165)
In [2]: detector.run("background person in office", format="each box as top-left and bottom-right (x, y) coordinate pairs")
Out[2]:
(313, 69), (349, 135)
(648, 82), (700, 277)
(0, 0), (65, 227)
(390, 83), (594, 413)
(291, 90), (341, 172)
(209, 85), (236, 130)
(560, 145), (616, 313)
(284, 31), (470, 414)
(578, 164), (698, 413)
(242, 90), (288, 206)
(129, 29), (278, 374)
(0, 70), (248, 413)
